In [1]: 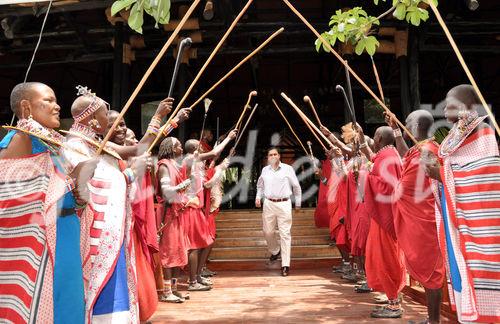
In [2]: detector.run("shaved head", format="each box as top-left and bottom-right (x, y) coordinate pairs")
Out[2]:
(374, 126), (394, 152)
(71, 96), (94, 118)
(406, 109), (434, 140)
(108, 110), (120, 120)
(10, 82), (49, 116)
(445, 84), (481, 123)
(185, 139), (199, 154)
(447, 84), (480, 110)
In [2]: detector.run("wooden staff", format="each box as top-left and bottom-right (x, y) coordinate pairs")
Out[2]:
(188, 28), (284, 109)
(281, 92), (336, 150)
(307, 140), (315, 161)
(281, 94), (328, 151)
(232, 103), (259, 151)
(303, 96), (322, 127)
(146, 0), (256, 153)
(281, 0), (417, 144)
(168, 37), (192, 97)
(271, 99), (308, 155)
(429, 2), (500, 137)
(370, 56), (384, 101)
(98, 0), (200, 154)
(235, 91), (257, 130)
(196, 100), (212, 151)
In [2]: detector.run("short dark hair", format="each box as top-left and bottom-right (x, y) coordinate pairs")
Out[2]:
(267, 146), (281, 155)
(10, 82), (46, 115)
(158, 137), (177, 160)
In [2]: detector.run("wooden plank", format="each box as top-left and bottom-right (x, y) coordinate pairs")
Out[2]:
(151, 269), (454, 323)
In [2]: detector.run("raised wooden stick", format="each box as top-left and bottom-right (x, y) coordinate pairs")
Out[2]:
(146, 0), (255, 153)
(233, 103), (259, 150)
(281, 0), (417, 145)
(235, 91), (257, 130)
(281, 92), (336, 150)
(271, 99), (308, 155)
(370, 56), (385, 101)
(303, 96), (322, 127)
(98, 0), (200, 154)
(429, 2), (500, 137)
(280, 93), (329, 151)
(188, 27), (284, 110)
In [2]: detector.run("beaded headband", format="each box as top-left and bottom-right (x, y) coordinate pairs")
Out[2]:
(74, 85), (110, 123)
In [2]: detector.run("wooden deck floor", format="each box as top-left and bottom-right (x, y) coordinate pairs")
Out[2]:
(151, 268), (452, 323)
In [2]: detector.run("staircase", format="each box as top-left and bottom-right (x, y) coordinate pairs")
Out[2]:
(209, 208), (341, 270)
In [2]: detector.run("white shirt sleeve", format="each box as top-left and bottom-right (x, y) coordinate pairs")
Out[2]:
(287, 165), (302, 207)
(256, 170), (264, 201)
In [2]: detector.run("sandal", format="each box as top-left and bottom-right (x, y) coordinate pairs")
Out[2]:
(159, 293), (184, 303)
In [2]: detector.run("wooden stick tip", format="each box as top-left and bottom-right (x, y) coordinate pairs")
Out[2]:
(278, 27), (285, 32)
(250, 90), (257, 97)
(303, 96), (310, 103)
(307, 140), (312, 146)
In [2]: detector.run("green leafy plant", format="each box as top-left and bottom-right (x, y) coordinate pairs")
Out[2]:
(111, 0), (171, 34)
(316, 0), (437, 56)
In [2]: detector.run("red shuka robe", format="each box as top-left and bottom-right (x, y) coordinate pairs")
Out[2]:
(181, 159), (214, 250)
(156, 159), (190, 268)
(346, 167), (370, 257)
(327, 163), (349, 251)
(364, 146), (406, 300)
(131, 173), (160, 321)
(314, 160), (332, 228)
(393, 141), (444, 289)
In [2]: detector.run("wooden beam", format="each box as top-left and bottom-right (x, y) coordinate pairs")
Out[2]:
(163, 18), (199, 31)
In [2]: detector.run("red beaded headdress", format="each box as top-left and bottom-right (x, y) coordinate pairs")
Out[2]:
(74, 85), (109, 123)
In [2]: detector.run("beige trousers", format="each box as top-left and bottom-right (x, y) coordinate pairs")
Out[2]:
(262, 199), (292, 267)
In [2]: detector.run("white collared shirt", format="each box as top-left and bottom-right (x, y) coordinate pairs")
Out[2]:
(256, 162), (302, 207)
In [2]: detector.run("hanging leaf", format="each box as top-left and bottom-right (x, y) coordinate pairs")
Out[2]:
(111, 0), (136, 16)
(111, 0), (171, 33)
(128, 2), (144, 34)
(393, 3), (407, 20)
(355, 38), (365, 55)
(317, 0), (438, 56)
(365, 36), (379, 55)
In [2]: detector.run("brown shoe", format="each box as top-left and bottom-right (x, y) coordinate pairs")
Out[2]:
(281, 266), (290, 276)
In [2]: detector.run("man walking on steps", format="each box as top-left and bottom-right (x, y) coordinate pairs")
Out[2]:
(256, 147), (302, 276)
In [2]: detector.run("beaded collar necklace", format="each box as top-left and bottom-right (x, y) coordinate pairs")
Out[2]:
(439, 111), (486, 158)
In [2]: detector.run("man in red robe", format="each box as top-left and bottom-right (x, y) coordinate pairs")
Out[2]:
(359, 126), (406, 318)
(386, 110), (445, 324)
(423, 85), (500, 323)
(182, 131), (237, 290)
(314, 159), (332, 228)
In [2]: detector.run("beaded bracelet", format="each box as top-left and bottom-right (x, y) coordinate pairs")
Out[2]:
(162, 124), (175, 136)
(123, 168), (136, 185)
(393, 128), (402, 138)
(65, 176), (76, 192)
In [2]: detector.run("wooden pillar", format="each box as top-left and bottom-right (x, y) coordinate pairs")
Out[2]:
(396, 29), (411, 117)
(408, 26), (421, 110)
(112, 21), (124, 110)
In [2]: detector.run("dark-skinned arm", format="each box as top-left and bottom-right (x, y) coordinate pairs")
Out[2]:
(197, 129), (238, 161)
(384, 112), (409, 157)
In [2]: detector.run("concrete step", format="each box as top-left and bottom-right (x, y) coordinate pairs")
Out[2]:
(214, 235), (330, 248)
(216, 225), (330, 238)
(216, 217), (315, 229)
(210, 244), (338, 260)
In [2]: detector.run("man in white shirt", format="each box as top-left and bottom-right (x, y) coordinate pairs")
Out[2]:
(256, 147), (302, 276)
